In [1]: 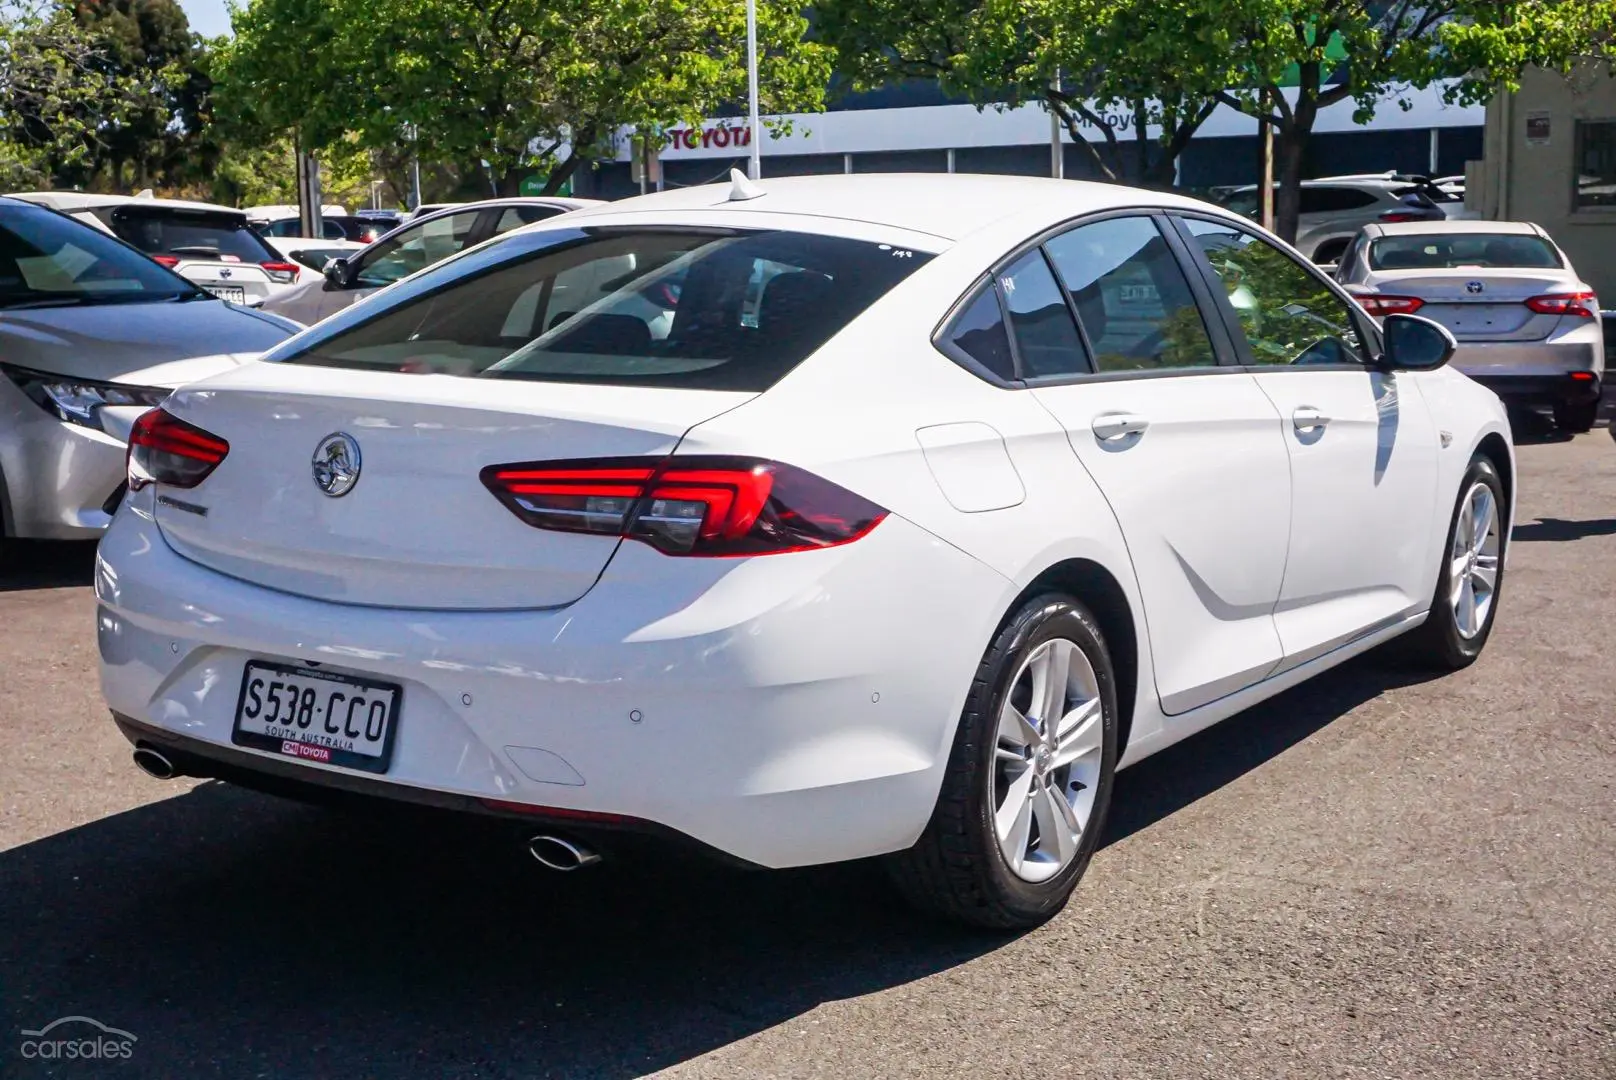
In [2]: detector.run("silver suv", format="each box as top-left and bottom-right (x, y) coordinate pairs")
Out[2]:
(1219, 173), (1474, 266)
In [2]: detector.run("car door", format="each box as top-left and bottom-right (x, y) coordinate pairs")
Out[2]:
(1175, 214), (1440, 669)
(1022, 214), (1295, 715)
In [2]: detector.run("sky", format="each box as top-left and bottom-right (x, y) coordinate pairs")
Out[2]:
(179, 0), (232, 37)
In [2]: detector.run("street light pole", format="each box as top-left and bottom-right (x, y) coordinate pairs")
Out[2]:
(746, 0), (762, 180)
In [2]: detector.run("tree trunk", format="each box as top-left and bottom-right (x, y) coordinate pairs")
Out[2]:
(541, 150), (582, 196)
(496, 166), (525, 197)
(1273, 64), (1321, 245)
(1272, 127), (1307, 243)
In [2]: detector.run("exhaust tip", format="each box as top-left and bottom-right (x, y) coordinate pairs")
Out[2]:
(527, 834), (602, 872)
(132, 746), (179, 780)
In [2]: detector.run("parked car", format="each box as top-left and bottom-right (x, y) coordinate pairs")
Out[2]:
(100, 172), (1514, 929)
(1336, 220), (1604, 432)
(1218, 173), (1472, 266)
(0, 196), (298, 546)
(253, 214), (394, 244)
(261, 196), (598, 324)
(11, 192), (301, 307)
(261, 237), (368, 294)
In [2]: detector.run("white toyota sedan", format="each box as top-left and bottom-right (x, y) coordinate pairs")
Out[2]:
(98, 174), (1513, 928)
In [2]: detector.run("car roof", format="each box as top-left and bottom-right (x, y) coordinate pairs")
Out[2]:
(9, 191), (247, 216)
(1366, 220), (1545, 238)
(263, 236), (366, 253)
(565, 173), (1225, 243)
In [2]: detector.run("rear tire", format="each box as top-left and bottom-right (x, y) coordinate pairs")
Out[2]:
(1393, 455), (1506, 671)
(885, 594), (1118, 930)
(1552, 398), (1598, 434)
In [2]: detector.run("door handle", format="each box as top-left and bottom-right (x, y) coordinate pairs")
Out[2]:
(1292, 406), (1330, 433)
(1091, 413), (1150, 441)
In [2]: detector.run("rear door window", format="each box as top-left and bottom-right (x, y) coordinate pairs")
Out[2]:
(1044, 216), (1219, 372)
(275, 227), (933, 391)
(109, 207), (276, 263)
(493, 206), (563, 234)
(998, 250), (1087, 378)
(939, 286), (1015, 380)
(1298, 188), (1379, 213)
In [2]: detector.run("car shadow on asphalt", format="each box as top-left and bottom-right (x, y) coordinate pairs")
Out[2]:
(1102, 652), (1439, 846)
(0, 540), (97, 592)
(0, 653), (1439, 1079)
(1510, 516), (1616, 542)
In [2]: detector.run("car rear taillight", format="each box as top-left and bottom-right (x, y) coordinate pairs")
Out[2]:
(1378, 212), (1425, 223)
(481, 457), (888, 556)
(261, 261), (300, 285)
(151, 254), (180, 268)
(1525, 292), (1597, 318)
(1357, 294), (1425, 316)
(127, 408), (229, 491)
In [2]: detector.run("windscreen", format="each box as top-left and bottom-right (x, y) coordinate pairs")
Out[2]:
(0, 202), (202, 308)
(109, 207), (278, 263)
(1369, 233), (1562, 271)
(275, 226), (933, 391)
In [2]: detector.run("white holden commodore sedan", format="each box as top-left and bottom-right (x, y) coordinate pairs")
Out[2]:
(99, 174), (1513, 928)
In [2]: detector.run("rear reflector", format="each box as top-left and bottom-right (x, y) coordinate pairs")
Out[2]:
(1570, 371), (1596, 382)
(1357, 294), (1425, 317)
(481, 456), (887, 556)
(1525, 292), (1597, 318)
(127, 407), (229, 491)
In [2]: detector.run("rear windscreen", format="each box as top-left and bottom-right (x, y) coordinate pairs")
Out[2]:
(274, 227), (933, 391)
(109, 208), (277, 263)
(1369, 234), (1562, 271)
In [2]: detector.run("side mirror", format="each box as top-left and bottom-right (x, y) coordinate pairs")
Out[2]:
(1380, 313), (1455, 372)
(323, 258), (350, 289)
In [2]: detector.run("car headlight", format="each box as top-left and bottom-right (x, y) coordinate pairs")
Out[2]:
(0, 364), (169, 431)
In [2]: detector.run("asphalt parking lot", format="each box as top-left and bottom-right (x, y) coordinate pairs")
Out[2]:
(2, 428), (1614, 1079)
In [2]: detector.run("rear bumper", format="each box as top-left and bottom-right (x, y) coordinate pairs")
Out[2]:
(1451, 329), (1603, 405)
(111, 711), (745, 863)
(1465, 372), (1602, 406)
(96, 491), (1011, 869)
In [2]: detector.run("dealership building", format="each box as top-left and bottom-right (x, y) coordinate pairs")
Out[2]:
(576, 82), (1484, 198)
(1467, 62), (1616, 299)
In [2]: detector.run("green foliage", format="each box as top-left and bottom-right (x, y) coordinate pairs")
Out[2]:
(70, 0), (202, 187)
(1173, 0), (1616, 239)
(0, 1), (149, 188)
(216, 0), (833, 194)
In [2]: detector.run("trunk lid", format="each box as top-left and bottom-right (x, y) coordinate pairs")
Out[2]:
(1369, 269), (1584, 341)
(154, 363), (750, 610)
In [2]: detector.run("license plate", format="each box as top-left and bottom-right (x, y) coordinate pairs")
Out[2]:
(232, 661), (402, 773)
(205, 285), (247, 303)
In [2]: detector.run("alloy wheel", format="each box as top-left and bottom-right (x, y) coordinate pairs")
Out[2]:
(992, 638), (1105, 883)
(1450, 480), (1501, 639)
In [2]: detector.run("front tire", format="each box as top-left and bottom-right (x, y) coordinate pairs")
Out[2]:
(1396, 455), (1506, 670)
(885, 594), (1118, 930)
(1553, 398), (1598, 434)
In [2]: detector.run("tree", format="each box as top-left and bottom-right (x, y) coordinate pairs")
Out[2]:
(69, 0), (203, 188)
(0, 1), (145, 188)
(1178, 0), (1616, 241)
(215, 0), (833, 196)
(815, 0), (1221, 186)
